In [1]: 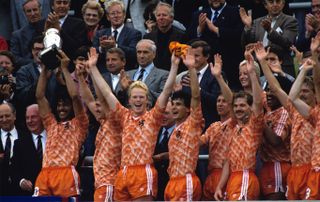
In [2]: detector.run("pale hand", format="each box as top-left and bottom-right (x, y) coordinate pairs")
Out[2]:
(87, 47), (99, 68)
(254, 42), (269, 61)
(239, 7), (252, 28)
(210, 54), (223, 77)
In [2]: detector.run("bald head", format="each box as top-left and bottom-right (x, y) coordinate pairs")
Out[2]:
(26, 104), (44, 135)
(0, 103), (16, 131)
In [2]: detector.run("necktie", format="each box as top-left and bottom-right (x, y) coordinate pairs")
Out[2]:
(4, 133), (11, 162)
(113, 30), (118, 42)
(37, 135), (43, 161)
(137, 69), (145, 81)
(212, 11), (219, 23)
(159, 129), (169, 153)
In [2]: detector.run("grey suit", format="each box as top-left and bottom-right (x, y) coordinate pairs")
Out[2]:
(127, 66), (169, 107)
(242, 12), (298, 76)
(10, 0), (50, 31)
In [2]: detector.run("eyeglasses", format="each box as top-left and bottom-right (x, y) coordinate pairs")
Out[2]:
(108, 11), (123, 17)
(312, 4), (320, 12)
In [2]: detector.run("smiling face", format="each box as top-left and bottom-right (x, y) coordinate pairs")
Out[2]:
(233, 97), (251, 123)
(171, 99), (190, 124)
(129, 87), (148, 117)
(107, 4), (125, 29)
(266, 86), (281, 110)
(155, 4), (173, 32)
(56, 99), (73, 122)
(0, 104), (16, 132)
(239, 63), (251, 89)
(161, 101), (175, 127)
(84, 8), (100, 27)
(26, 105), (44, 135)
(299, 83), (316, 107)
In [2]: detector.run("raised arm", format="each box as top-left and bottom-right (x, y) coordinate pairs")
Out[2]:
(311, 32), (320, 103)
(254, 42), (288, 106)
(57, 51), (83, 116)
(35, 66), (51, 118)
(87, 47), (119, 110)
(182, 50), (200, 109)
(210, 54), (233, 105)
(288, 59), (315, 118)
(157, 52), (180, 108)
(247, 52), (263, 115)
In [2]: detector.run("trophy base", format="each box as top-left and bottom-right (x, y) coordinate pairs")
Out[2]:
(39, 45), (61, 70)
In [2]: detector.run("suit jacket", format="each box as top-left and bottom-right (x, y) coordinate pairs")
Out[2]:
(101, 71), (127, 106)
(60, 16), (89, 60)
(0, 128), (24, 195)
(143, 26), (187, 71)
(11, 134), (43, 195)
(10, 0), (50, 31)
(93, 25), (142, 70)
(188, 5), (244, 90)
(242, 12), (298, 76)
(10, 19), (45, 67)
(181, 67), (220, 130)
(127, 66), (169, 107)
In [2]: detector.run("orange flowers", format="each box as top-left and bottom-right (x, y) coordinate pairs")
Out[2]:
(169, 41), (189, 57)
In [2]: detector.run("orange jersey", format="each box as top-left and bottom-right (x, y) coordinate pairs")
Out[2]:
(200, 119), (232, 171)
(168, 104), (204, 178)
(42, 111), (89, 167)
(93, 118), (122, 188)
(228, 112), (264, 172)
(285, 100), (313, 166)
(260, 107), (291, 162)
(308, 104), (320, 169)
(109, 101), (165, 167)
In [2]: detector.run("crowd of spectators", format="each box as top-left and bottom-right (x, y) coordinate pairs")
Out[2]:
(1, 0), (320, 201)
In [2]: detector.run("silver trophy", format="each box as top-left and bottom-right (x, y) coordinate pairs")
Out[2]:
(39, 28), (62, 69)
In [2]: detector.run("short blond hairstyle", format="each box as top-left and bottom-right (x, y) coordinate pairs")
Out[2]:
(239, 60), (261, 77)
(104, 0), (125, 14)
(128, 81), (149, 97)
(82, 1), (104, 19)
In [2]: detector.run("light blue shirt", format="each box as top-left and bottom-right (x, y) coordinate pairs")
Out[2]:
(158, 124), (176, 144)
(133, 63), (154, 82)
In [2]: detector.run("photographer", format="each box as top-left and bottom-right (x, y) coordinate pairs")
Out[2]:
(0, 50), (16, 104)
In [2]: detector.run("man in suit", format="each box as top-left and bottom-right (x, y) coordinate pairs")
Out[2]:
(144, 2), (187, 71)
(10, 0), (50, 31)
(11, 104), (45, 196)
(93, 0), (142, 71)
(10, 0), (45, 67)
(240, 0), (298, 76)
(153, 101), (175, 201)
(0, 103), (23, 195)
(188, 0), (243, 90)
(180, 40), (220, 129)
(101, 47), (128, 106)
(126, 39), (169, 107)
(45, 0), (89, 60)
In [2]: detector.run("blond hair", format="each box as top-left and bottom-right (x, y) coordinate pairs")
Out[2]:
(82, 1), (104, 19)
(128, 81), (149, 97)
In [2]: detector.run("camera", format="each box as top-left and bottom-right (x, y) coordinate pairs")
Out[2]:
(0, 75), (9, 85)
